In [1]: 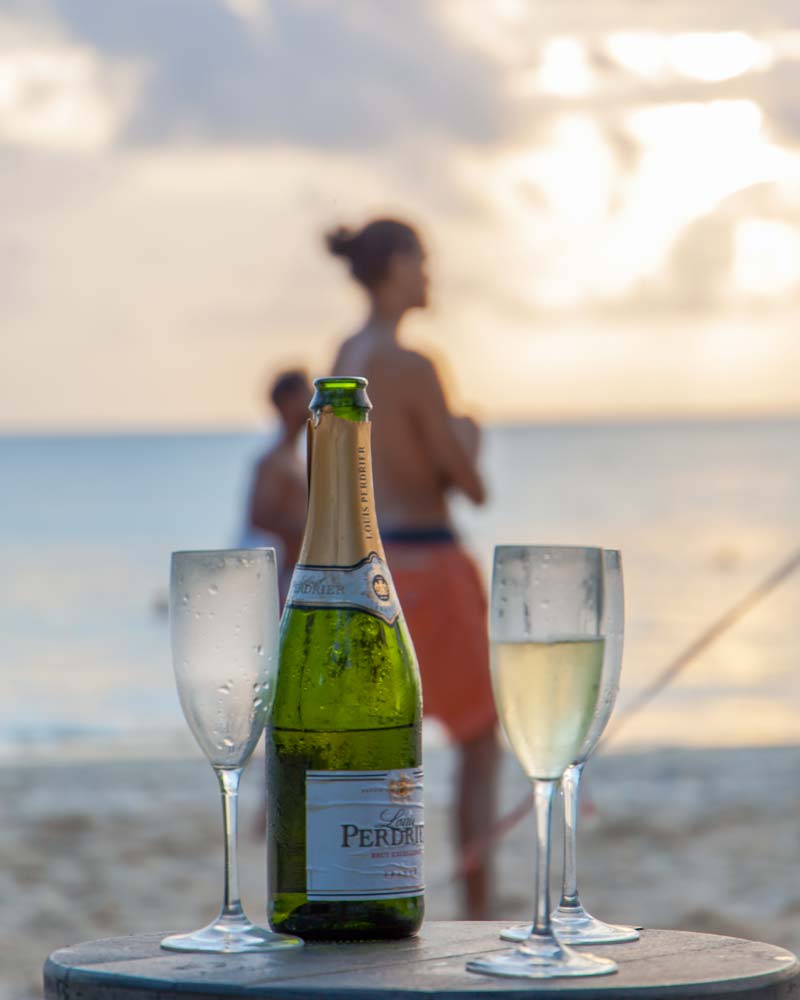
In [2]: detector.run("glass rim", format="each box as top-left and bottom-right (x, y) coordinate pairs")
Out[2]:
(171, 547), (276, 559)
(493, 544), (606, 557)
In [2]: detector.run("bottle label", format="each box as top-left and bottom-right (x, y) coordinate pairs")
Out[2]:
(305, 768), (424, 901)
(286, 552), (401, 626)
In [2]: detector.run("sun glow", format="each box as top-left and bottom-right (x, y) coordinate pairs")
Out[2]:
(626, 101), (792, 221)
(502, 115), (613, 222)
(537, 37), (595, 96)
(668, 32), (770, 82)
(473, 114), (620, 308)
(733, 218), (800, 296)
(607, 31), (771, 82)
(472, 96), (800, 315)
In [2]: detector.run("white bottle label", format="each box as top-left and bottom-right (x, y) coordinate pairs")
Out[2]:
(305, 768), (424, 901)
(287, 552), (400, 626)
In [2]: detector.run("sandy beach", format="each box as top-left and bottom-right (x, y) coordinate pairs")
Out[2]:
(4, 742), (800, 999)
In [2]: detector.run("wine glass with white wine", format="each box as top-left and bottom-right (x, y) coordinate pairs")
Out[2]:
(466, 545), (617, 980)
(500, 549), (639, 946)
(161, 549), (302, 954)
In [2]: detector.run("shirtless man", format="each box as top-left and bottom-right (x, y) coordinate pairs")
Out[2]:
(247, 370), (311, 601)
(328, 219), (499, 919)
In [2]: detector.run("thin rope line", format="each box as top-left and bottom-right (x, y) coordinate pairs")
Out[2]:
(451, 549), (800, 881)
(603, 548), (800, 745)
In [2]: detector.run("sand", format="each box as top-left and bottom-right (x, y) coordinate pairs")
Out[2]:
(3, 743), (799, 1000)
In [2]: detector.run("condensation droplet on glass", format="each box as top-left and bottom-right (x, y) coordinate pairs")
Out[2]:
(181, 593), (189, 606)
(222, 738), (235, 748)
(255, 644), (264, 656)
(193, 611), (201, 620)
(208, 584), (218, 595)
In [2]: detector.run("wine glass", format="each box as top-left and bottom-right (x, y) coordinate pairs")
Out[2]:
(161, 549), (303, 954)
(501, 549), (639, 945)
(466, 546), (617, 980)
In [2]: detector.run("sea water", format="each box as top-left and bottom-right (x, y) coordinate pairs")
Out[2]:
(2, 418), (799, 759)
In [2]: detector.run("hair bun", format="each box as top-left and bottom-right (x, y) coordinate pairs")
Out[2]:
(326, 226), (358, 258)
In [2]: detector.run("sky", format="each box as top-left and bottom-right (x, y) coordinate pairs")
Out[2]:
(2, 0), (800, 430)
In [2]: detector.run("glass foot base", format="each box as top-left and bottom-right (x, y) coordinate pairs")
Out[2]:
(467, 935), (617, 980)
(501, 906), (640, 945)
(161, 914), (303, 953)
(552, 906), (641, 944)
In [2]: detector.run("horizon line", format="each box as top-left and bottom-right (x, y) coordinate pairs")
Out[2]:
(2, 408), (800, 439)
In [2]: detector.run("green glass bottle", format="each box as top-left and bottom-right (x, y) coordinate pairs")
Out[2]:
(267, 376), (424, 940)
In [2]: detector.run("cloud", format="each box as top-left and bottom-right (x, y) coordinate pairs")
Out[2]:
(0, 8), (141, 152)
(0, 45), (140, 150)
(2, 0), (800, 427)
(41, 0), (508, 148)
(592, 179), (800, 315)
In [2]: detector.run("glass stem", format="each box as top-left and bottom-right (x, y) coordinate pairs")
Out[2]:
(559, 762), (584, 911)
(215, 766), (244, 920)
(530, 778), (558, 939)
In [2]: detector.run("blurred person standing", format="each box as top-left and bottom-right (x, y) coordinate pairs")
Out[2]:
(329, 218), (498, 920)
(246, 369), (311, 602)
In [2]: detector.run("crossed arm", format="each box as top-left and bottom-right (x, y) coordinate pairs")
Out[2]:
(408, 354), (486, 506)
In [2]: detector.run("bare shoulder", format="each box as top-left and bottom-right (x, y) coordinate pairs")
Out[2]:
(392, 346), (437, 378)
(255, 445), (293, 482)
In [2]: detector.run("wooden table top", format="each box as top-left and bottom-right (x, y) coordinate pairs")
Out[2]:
(44, 921), (800, 999)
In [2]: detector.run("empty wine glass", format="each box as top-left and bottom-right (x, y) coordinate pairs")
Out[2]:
(466, 546), (616, 980)
(501, 549), (639, 945)
(161, 549), (302, 954)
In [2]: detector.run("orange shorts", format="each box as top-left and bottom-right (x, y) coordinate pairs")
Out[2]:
(385, 539), (497, 745)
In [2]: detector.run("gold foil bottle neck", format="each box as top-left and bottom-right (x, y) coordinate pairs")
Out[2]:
(299, 411), (384, 568)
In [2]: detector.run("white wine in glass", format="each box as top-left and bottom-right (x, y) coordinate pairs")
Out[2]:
(466, 545), (617, 980)
(161, 549), (302, 954)
(500, 549), (639, 946)
(492, 638), (605, 780)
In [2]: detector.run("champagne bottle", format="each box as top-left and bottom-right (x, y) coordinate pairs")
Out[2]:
(267, 376), (424, 940)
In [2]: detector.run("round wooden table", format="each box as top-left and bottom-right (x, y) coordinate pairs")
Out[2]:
(44, 921), (799, 999)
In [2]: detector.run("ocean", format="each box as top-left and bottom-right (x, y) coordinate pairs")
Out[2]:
(3, 418), (799, 761)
